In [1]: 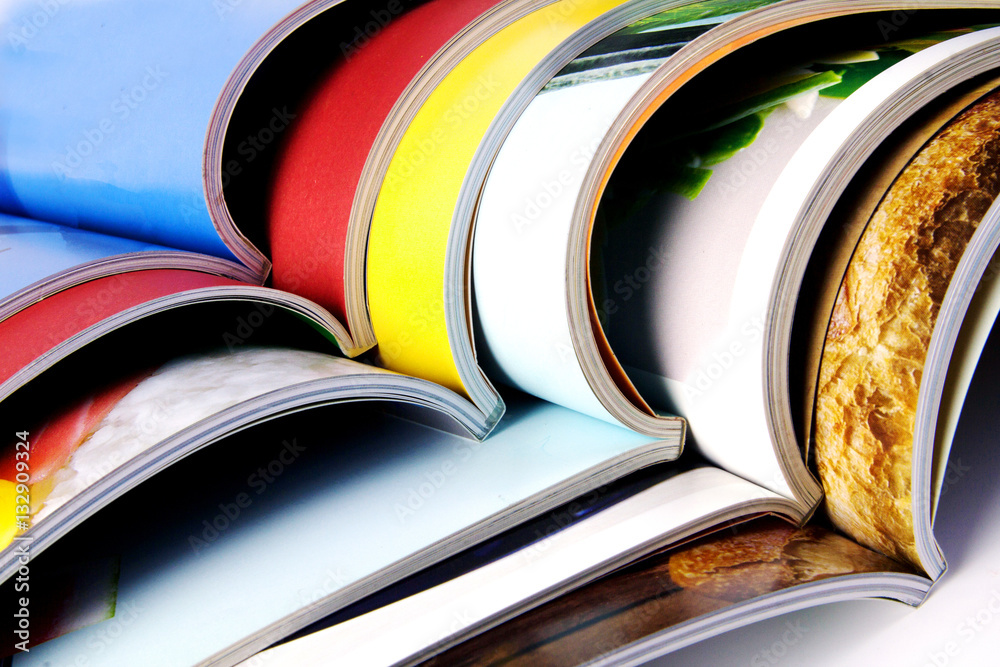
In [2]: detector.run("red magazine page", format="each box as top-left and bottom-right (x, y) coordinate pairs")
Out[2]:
(0, 270), (241, 385)
(268, 0), (503, 321)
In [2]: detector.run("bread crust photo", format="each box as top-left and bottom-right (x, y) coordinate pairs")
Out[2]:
(814, 88), (1000, 567)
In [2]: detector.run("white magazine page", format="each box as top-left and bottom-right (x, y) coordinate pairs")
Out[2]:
(475, 72), (650, 425)
(241, 467), (789, 667)
(729, 28), (1000, 495)
(596, 49), (846, 497)
(930, 253), (1000, 518)
(473, 7), (731, 426)
(598, 26), (995, 497)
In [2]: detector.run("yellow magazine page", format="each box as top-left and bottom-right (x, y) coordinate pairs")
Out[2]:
(367, 0), (627, 397)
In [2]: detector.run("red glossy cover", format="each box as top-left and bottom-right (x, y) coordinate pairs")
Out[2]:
(268, 0), (503, 323)
(0, 270), (241, 385)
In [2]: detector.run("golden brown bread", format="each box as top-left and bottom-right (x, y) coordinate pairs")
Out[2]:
(667, 522), (798, 600)
(424, 521), (916, 667)
(814, 88), (1000, 567)
(666, 521), (915, 602)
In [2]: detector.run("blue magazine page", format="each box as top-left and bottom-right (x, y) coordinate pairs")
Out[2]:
(0, 213), (169, 303)
(0, 212), (264, 321)
(0, 0), (305, 264)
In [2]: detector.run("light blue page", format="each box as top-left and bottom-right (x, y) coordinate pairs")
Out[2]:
(0, 212), (169, 302)
(0, 0), (304, 258)
(18, 396), (664, 666)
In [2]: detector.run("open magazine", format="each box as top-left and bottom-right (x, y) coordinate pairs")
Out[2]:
(0, 0), (697, 660)
(246, 86), (1000, 664)
(3, 0), (1000, 665)
(0, 0), (554, 428)
(241, 2), (1000, 665)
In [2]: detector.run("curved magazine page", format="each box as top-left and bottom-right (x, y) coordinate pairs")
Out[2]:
(210, 0), (538, 282)
(265, 0), (510, 340)
(340, 0), (555, 349)
(240, 470), (806, 667)
(595, 574), (927, 667)
(929, 250), (1000, 518)
(752, 21), (1000, 501)
(14, 395), (678, 666)
(0, 347), (490, 579)
(911, 205), (1000, 576)
(662, 365), (1000, 667)
(0, 215), (169, 303)
(812, 88), (1000, 576)
(569, 5), (1000, 504)
(0, 270), (246, 390)
(0, 274), (360, 406)
(417, 519), (926, 667)
(789, 73), (1000, 461)
(0, 0), (313, 276)
(475, 72), (655, 425)
(786, 75), (1000, 578)
(472, 1), (768, 435)
(592, 14), (995, 502)
(0, 215), (261, 322)
(366, 0), (633, 416)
